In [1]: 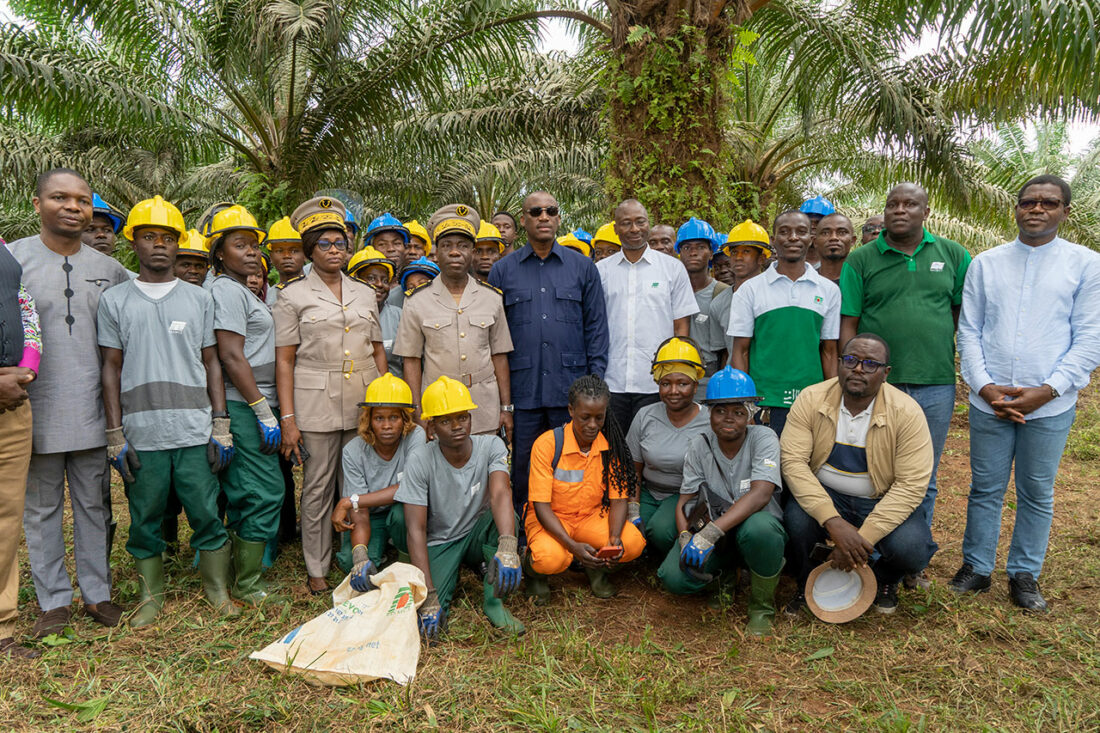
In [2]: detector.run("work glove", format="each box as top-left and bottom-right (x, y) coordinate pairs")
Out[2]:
(627, 501), (642, 530)
(418, 589), (444, 640)
(106, 426), (141, 483)
(207, 416), (235, 473)
(250, 397), (281, 455)
(680, 521), (725, 570)
(349, 544), (377, 593)
(487, 534), (522, 598)
(678, 530), (692, 551)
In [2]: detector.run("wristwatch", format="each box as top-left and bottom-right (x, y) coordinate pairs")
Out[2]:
(500, 404), (515, 413)
(1047, 384), (1060, 399)
(350, 494), (360, 512)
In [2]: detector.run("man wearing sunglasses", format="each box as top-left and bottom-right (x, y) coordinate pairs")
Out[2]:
(781, 333), (936, 616)
(953, 175), (1100, 612)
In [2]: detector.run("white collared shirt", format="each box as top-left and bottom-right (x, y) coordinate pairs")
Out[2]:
(597, 246), (699, 393)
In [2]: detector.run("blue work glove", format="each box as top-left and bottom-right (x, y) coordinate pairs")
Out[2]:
(680, 521), (725, 570)
(249, 397), (281, 456)
(106, 426), (141, 483)
(418, 589), (444, 640)
(487, 534), (522, 598)
(627, 501), (642, 530)
(349, 544), (377, 593)
(207, 416), (235, 473)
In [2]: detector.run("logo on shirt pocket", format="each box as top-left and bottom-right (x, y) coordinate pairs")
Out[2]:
(168, 321), (187, 334)
(930, 261), (945, 272)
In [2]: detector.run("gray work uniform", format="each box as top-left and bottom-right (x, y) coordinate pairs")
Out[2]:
(691, 279), (727, 376)
(706, 285), (735, 368)
(681, 426), (783, 521)
(393, 276), (512, 435)
(340, 425), (427, 512)
(9, 237), (130, 610)
(209, 275), (277, 403)
(626, 402), (711, 499)
(378, 300), (403, 378)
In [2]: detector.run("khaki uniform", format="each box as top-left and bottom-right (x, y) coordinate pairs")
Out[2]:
(272, 268), (384, 577)
(394, 275), (512, 434)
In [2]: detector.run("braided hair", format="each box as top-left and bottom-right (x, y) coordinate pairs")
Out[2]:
(568, 375), (638, 512)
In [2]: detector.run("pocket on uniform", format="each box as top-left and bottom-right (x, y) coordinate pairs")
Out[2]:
(295, 372), (327, 390)
(554, 287), (582, 323)
(504, 289), (533, 324)
(560, 352), (587, 380)
(470, 315), (496, 331)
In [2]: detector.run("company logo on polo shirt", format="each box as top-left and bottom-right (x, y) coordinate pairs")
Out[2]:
(651, 282), (660, 288)
(814, 296), (823, 304)
(931, 261), (945, 271)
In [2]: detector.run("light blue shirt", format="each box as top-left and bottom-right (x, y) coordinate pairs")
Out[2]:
(958, 236), (1100, 418)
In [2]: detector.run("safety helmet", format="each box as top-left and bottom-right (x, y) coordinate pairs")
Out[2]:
(207, 204), (266, 245)
(365, 213), (410, 246)
(400, 256), (441, 290)
(419, 375), (478, 419)
(675, 217), (718, 253)
(345, 209), (360, 236)
(476, 221), (506, 253)
(265, 216), (302, 245)
(347, 245), (395, 281)
(710, 229), (727, 252)
(90, 193), (124, 233)
(196, 201), (235, 238)
(258, 251), (271, 275)
(651, 337), (705, 381)
(572, 228), (593, 244)
(593, 222), (621, 248)
(800, 195), (835, 217)
(405, 220), (432, 253)
(558, 233), (591, 258)
(702, 367), (761, 404)
(359, 373), (415, 409)
(723, 220), (772, 256)
(123, 196), (186, 242)
(177, 229), (210, 258)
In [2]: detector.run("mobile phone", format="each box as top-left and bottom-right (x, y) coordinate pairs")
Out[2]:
(289, 442), (311, 467)
(596, 545), (622, 560)
(811, 542), (833, 564)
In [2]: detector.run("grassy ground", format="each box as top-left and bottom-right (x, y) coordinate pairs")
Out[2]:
(1, 391), (1098, 731)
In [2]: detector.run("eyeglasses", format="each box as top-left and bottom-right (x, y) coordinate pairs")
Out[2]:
(1016, 198), (1063, 211)
(526, 206), (559, 218)
(315, 239), (349, 251)
(839, 355), (887, 373)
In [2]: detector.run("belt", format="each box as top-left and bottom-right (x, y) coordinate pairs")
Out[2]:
(455, 363), (497, 388)
(295, 356), (368, 374)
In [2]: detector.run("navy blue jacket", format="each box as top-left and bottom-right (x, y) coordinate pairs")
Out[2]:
(488, 242), (608, 409)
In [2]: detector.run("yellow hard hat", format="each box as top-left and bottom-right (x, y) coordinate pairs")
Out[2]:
(177, 228), (210, 258)
(196, 202), (235, 238)
(123, 196), (186, 242)
(258, 251), (270, 275)
(593, 222), (621, 248)
(346, 245), (395, 281)
(651, 337), (705, 381)
(419, 375), (478, 419)
(406, 220), (432, 254)
(558, 233), (591, 257)
(207, 204), (266, 245)
(265, 216), (302, 245)
(724, 220), (771, 255)
(476, 221), (506, 253)
(360, 373), (415, 409)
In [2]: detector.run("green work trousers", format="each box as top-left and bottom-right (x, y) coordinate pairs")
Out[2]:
(126, 444), (228, 559)
(335, 511), (392, 573)
(388, 505), (502, 613)
(221, 400), (284, 544)
(640, 489), (679, 558)
(658, 510), (787, 594)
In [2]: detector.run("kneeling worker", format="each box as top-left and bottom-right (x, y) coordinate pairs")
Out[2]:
(657, 367), (787, 636)
(389, 376), (524, 639)
(524, 375), (646, 603)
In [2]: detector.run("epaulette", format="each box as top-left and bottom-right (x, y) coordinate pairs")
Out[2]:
(476, 278), (503, 295)
(404, 281), (431, 298)
(277, 275), (304, 290)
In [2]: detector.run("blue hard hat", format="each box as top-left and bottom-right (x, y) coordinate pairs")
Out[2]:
(365, 213), (410, 246)
(799, 195), (835, 217)
(345, 209), (360, 235)
(710, 229), (728, 252)
(400, 256), (441, 290)
(675, 217), (718, 253)
(703, 367), (761, 404)
(572, 228), (593, 244)
(91, 193), (124, 233)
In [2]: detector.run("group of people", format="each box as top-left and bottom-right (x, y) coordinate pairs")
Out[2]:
(0, 166), (1095, 659)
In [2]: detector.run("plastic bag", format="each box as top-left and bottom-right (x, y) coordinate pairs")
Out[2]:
(250, 562), (427, 686)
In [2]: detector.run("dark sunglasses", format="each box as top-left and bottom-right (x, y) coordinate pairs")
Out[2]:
(1016, 198), (1064, 211)
(526, 206), (559, 218)
(315, 239), (349, 252)
(839, 355), (887, 373)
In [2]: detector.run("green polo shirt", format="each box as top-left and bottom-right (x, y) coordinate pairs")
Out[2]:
(839, 229), (971, 385)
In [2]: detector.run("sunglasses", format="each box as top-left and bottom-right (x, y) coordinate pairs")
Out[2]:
(526, 206), (560, 218)
(315, 240), (349, 252)
(1016, 198), (1064, 211)
(839, 355), (887, 373)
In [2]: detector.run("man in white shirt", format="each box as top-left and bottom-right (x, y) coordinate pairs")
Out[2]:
(596, 199), (698, 433)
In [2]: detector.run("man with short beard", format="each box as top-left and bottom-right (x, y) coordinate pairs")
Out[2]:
(815, 213), (855, 285)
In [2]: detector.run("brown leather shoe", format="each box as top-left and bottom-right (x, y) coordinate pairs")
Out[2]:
(85, 601), (124, 627)
(32, 606), (71, 639)
(0, 637), (40, 660)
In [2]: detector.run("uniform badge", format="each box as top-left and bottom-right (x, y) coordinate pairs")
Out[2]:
(814, 295), (823, 304)
(319, 198), (332, 208)
(456, 205), (469, 216)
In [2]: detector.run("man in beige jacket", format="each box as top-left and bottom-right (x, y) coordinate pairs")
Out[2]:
(781, 333), (936, 615)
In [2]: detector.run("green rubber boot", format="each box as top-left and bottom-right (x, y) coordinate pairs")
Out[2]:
(482, 580), (525, 635)
(585, 566), (617, 598)
(198, 543), (241, 618)
(746, 566), (783, 637)
(231, 532), (280, 607)
(522, 552), (550, 606)
(130, 556), (166, 628)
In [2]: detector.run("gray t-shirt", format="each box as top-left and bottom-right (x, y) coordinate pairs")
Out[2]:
(394, 434), (509, 546)
(341, 424), (426, 514)
(8, 236), (131, 453)
(706, 284), (735, 367)
(97, 279), (217, 451)
(208, 275), (276, 404)
(378, 301), (403, 378)
(691, 279), (726, 375)
(626, 401), (711, 499)
(681, 425), (783, 521)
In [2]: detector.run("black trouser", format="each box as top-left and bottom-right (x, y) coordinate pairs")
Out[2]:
(511, 406), (571, 522)
(609, 392), (660, 436)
